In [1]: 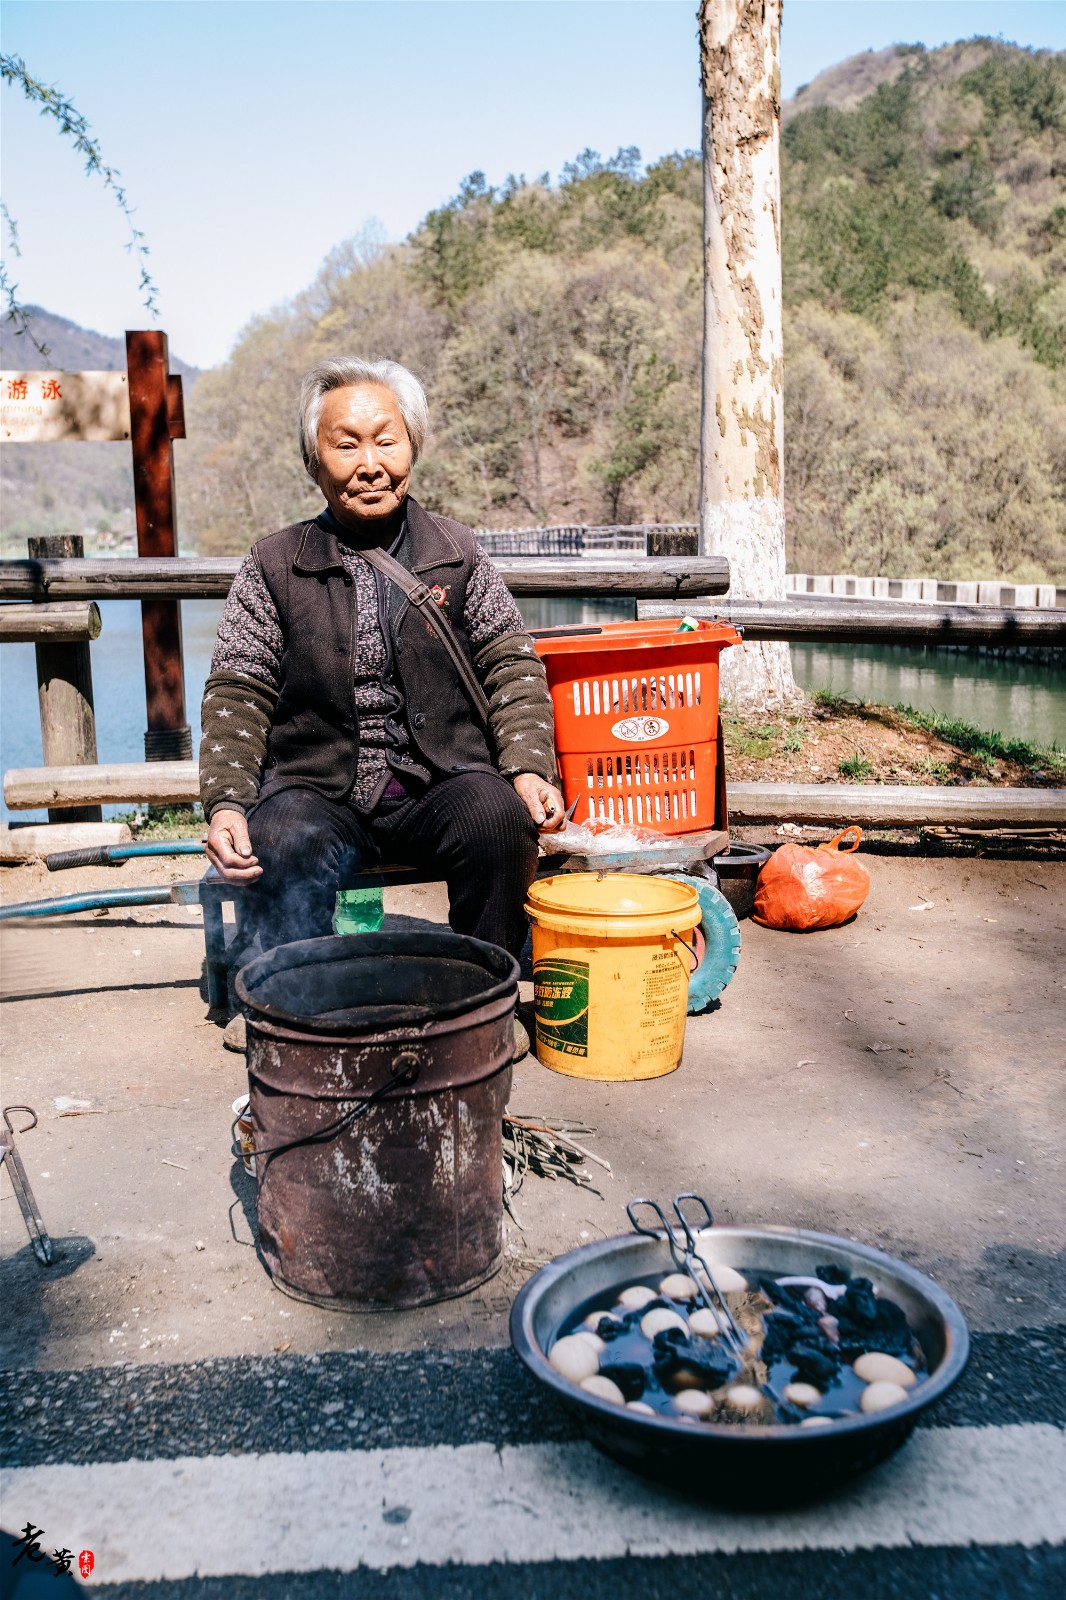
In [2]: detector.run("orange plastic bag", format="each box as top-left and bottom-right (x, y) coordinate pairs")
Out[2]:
(752, 826), (870, 932)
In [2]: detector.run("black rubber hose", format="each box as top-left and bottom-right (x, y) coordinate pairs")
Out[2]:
(45, 841), (205, 871)
(44, 846), (113, 870)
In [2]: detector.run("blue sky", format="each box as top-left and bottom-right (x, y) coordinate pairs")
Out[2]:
(3, 1), (1064, 369)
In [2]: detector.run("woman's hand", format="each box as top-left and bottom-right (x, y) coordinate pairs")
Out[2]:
(513, 773), (568, 830)
(205, 807), (263, 883)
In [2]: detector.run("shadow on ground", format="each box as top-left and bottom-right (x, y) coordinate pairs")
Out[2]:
(0, 1236), (96, 1371)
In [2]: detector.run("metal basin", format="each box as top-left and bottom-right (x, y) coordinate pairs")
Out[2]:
(510, 1224), (969, 1505)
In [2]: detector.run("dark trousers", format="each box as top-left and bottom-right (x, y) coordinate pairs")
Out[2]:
(242, 773), (539, 958)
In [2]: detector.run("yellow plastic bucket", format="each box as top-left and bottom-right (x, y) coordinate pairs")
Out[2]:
(525, 873), (701, 1081)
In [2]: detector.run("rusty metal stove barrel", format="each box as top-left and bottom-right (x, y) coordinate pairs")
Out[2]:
(235, 931), (518, 1310)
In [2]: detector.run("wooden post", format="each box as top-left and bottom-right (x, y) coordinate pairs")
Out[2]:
(26, 536), (102, 823)
(645, 528), (697, 619)
(698, 0), (797, 710)
(125, 330), (191, 760)
(647, 529), (698, 557)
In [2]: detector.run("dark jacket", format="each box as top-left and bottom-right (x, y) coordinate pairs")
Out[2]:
(253, 498), (499, 803)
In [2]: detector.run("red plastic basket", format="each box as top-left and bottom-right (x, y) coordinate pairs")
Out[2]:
(533, 619), (740, 835)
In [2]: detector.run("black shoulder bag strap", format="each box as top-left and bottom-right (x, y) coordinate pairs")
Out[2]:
(358, 543), (490, 727)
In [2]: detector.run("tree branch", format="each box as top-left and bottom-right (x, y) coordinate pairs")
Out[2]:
(0, 51), (161, 345)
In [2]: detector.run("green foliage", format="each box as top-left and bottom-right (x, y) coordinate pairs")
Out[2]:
(785, 300), (1066, 579)
(724, 718), (778, 759)
(891, 705), (1066, 778)
(783, 79), (920, 186)
(813, 691), (1066, 780)
(838, 751), (874, 780)
(793, 177), (952, 316)
(958, 52), (1065, 135)
(116, 804), (204, 838)
(929, 145), (1001, 235)
(783, 43), (1066, 370)
(945, 253), (1000, 337)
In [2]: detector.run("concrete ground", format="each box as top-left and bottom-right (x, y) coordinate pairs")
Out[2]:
(1, 847), (1063, 1369)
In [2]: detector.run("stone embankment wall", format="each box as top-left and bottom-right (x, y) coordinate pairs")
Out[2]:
(786, 574), (1064, 661)
(788, 574), (1065, 609)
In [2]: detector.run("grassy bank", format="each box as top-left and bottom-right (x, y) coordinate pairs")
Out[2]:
(724, 693), (1066, 787)
(117, 804), (204, 840)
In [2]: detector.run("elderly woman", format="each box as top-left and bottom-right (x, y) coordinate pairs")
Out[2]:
(200, 356), (565, 963)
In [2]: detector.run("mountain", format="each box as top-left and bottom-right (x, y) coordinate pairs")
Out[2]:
(180, 38), (1064, 580)
(784, 43), (923, 125)
(778, 38), (1066, 579)
(0, 309), (199, 556)
(7, 39), (1065, 581)
(780, 38), (1020, 126)
(0, 305), (200, 380)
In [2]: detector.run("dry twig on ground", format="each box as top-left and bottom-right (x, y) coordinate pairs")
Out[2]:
(502, 1114), (610, 1226)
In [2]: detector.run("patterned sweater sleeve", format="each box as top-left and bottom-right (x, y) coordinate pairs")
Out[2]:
(199, 555), (281, 820)
(465, 545), (557, 784)
(474, 632), (558, 783)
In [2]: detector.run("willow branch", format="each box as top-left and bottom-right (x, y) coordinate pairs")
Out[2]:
(0, 51), (161, 343)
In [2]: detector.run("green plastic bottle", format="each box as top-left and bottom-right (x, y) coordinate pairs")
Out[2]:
(333, 886), (384, 934)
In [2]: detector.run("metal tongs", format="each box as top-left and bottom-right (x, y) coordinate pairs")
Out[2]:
(627, 1193), (747, 1360)
(1, 1106), (55, 1266)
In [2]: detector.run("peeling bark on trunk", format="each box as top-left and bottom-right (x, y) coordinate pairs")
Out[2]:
(698, 0), (798, 711)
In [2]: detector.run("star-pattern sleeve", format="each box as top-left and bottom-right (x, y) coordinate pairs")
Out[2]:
(210, 554), (284, 690)
(474, 630), (558, 784)
(199, 671), (278, 819)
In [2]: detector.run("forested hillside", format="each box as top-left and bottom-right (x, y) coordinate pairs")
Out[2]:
(177, 39), (1065, 580)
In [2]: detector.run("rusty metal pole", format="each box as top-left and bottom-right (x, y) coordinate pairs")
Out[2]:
(125, 330), (191, 760)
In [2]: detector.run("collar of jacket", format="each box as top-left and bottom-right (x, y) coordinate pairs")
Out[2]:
(292, 498), (465, 578)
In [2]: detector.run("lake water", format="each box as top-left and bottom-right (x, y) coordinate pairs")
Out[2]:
(2, 597), (1063, 821)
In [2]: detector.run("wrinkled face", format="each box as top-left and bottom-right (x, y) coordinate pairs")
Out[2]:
(315, 383), (413, 527)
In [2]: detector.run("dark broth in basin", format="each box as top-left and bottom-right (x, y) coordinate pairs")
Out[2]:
(552, 1263), (927, 1427)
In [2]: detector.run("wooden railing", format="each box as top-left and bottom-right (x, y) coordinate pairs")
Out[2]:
(4, 763), (1063, 830)
(639, 597), (1066, 647)
(1, 545), (103, 823)
(0, 553), (729, 601)
(3, 540), (1064, 827)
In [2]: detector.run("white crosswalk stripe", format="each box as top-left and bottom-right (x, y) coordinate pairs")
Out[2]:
(4, 1424), (1064, 1585)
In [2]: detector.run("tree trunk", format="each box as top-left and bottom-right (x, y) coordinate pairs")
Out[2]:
(698, 0), (798, 710)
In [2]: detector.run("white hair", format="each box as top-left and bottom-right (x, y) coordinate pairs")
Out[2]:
(298, 357), (429, 480)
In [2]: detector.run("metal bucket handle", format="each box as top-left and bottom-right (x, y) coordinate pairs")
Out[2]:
(235, 1051), (422, 1167)
(670, 927), (700, 974)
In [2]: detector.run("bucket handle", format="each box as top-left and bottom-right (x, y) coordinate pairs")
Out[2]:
(670, 927), (700, 975)
(234, 1051), (422, 1167)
